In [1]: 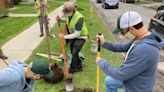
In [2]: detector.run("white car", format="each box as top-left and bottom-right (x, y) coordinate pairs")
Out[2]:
(102, 0), (119, 9)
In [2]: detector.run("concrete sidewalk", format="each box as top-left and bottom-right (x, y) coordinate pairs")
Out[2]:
(0, 5), (63, 69)
(8, 13), (37, 17)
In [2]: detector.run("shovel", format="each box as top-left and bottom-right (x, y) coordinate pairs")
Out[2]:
(39, 0), (51, 67)
(56, 15), (69, 77)
(45, 19), (51, 67)
(64, 74), (74, 91)
(96, 34), (101, 92)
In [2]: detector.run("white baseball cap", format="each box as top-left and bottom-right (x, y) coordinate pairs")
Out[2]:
(112, 11), (143, 34)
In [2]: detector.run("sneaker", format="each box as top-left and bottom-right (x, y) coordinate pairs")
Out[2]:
(40, 34), (44, 37)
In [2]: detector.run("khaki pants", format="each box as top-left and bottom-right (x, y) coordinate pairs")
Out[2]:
(38, 14), (49, 35)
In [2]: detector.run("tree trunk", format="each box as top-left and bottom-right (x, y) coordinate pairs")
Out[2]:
(0, 0), (13, 8)
(9, 0), (14, 8)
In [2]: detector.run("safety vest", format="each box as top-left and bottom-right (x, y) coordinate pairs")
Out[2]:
(36, 0), (48, 16)
(66, 11), (88, 36)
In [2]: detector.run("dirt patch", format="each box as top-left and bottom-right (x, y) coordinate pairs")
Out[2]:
(58, 88), (96, 92)
(44, 64), (64, 83)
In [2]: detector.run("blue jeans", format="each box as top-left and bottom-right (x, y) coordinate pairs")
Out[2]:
(105, 76), (124, 92)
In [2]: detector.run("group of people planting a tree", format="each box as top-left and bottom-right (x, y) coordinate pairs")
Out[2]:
(0, 0), (164, 92)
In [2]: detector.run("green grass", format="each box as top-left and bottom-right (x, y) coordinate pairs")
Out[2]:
(0, 7), (8, 17)
(0, 17), (37, 44)
(26, 0), (123, 92)
(9, 4), (36, 14)
(10, 1), (63, 14)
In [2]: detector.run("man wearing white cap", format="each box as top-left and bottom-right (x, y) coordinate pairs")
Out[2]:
(96, 11), (164, 92)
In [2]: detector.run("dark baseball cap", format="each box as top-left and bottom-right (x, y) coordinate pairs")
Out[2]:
(30, 60), (54, 79)
(112, 15), (122, 34)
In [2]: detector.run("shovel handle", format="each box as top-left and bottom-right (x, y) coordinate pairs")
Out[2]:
(97, 34), (101, 52)
(57, 18), (69, 77)
(96, 33), (101, 92)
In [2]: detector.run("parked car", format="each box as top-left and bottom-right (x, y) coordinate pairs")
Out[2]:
(96, 0), (102, 3)
(148, 10), (164, 38)
(102, 0), (119, 9)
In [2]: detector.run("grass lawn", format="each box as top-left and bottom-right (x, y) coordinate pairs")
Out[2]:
(0, 17), (37, 44)
(26, 0), (123, 92)
(9, 1), (64, 14)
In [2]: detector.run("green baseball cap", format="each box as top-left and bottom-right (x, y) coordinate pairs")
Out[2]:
(112, 15), (122, 34)
(113, 11), (143, 34)
(31, 60), (54, 79)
